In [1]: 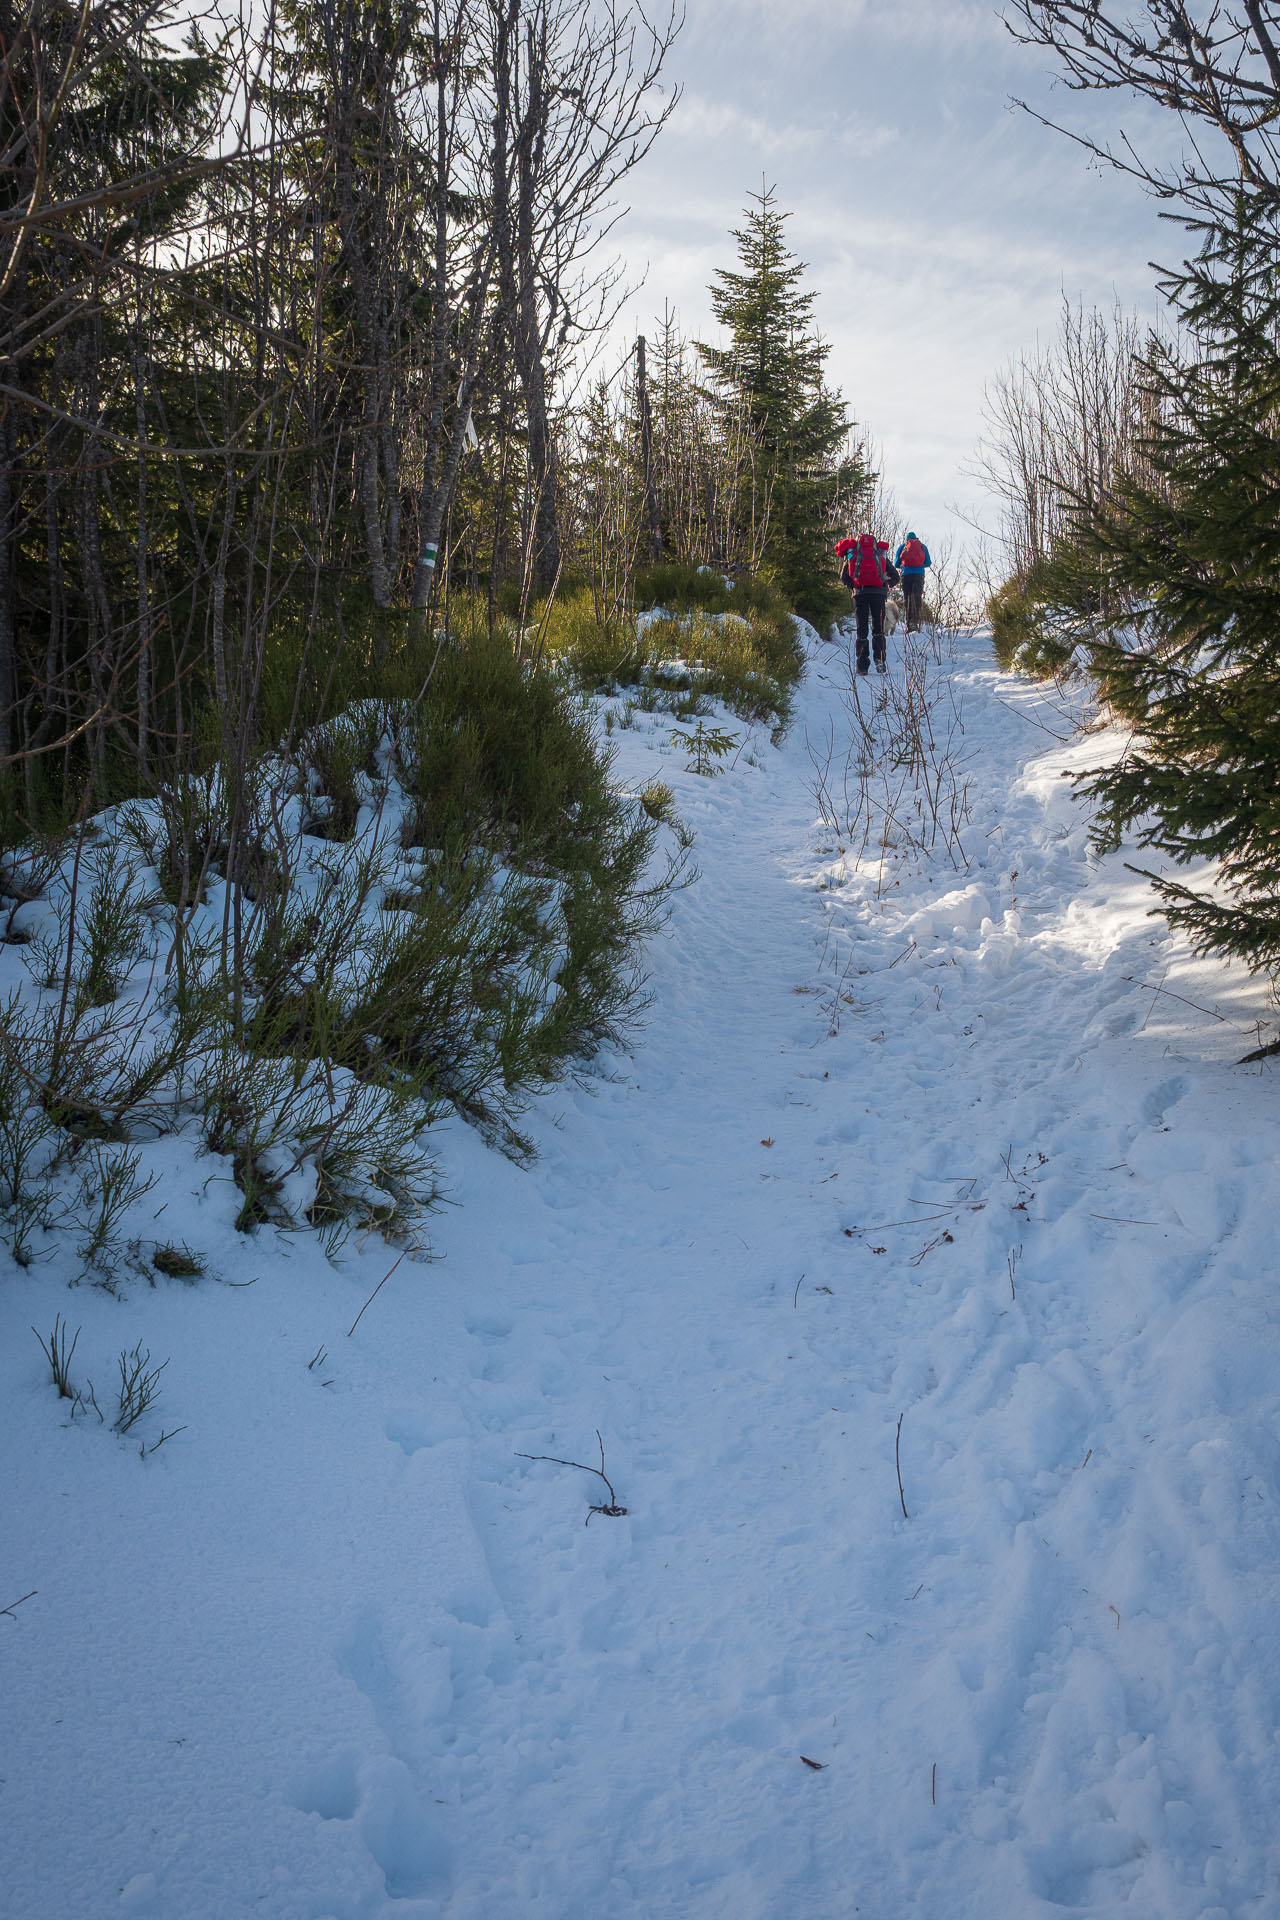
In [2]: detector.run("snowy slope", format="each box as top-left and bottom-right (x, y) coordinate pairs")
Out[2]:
(3, 625), (1279, 1920)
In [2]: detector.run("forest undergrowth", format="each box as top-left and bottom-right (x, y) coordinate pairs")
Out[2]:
(0, 602), (795, 1279)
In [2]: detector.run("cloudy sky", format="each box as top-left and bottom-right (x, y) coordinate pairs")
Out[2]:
(610, 0), (1186, 572)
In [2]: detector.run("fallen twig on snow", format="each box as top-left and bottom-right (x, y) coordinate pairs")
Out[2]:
(846, 1212), (953, 1235)
(989, 692), (1077, 742)
(1, 1591), (36, 1620)
(1124, 974), (1229, 1024)
(516, 1430), (628, 1524)
(347, 1250), (408, 1337)
(910, 1230), (954, 1266)
(908, 1198), (984, 1214)
(895, 1412), (909, 1520)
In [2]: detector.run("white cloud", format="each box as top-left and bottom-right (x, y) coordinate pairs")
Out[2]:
(669, 90), (900, 161)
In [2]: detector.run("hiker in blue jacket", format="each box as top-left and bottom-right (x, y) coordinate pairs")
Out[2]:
(894, 532), (931, 632)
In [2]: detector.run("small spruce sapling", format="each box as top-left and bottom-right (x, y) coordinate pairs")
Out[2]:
(668, 719), (738, 776)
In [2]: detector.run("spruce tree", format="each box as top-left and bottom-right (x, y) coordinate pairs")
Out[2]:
(1078, 196), (1280, 987)
(698, 185), (865, 619)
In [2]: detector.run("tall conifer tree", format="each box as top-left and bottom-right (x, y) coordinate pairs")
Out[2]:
(698, 185), (865, 617)
(1079, 197), (1280, 984)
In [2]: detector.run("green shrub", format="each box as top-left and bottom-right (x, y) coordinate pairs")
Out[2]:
(404, 620), (620, 870)
(988, 562), (1078, 679)
(652, 607), (802, 722)
(254, 603), (434, 748)
(638, 779), (676, 823)
(510, 570), (801, 723)
(0, 613), (691, 1251)
(189, 624), (687, 1176)
(631, 562), (738, 613)
(793, 576), (850, 631)
(501, 566), (805, 721)
(298, 708), (383, 841)
(527, 591), (643, 687)
(630, 562), (792, 626)
(394, 626), (677, 1131)
(989, 574), (1044, 671)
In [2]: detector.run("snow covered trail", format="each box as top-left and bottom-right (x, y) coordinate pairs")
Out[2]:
(4, 626), (1280, 1920)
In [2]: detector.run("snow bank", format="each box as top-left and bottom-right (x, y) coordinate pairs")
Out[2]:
(3, 625), (1279, 1919)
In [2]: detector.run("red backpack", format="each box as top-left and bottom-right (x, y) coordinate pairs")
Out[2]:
(900, 537), (926, 569)
(853, 533), (886, 588)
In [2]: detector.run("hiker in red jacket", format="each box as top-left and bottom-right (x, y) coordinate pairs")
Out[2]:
(835, 533), (896, 673)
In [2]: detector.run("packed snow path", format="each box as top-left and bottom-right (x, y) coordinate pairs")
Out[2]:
(5, 627), (1280, 1919)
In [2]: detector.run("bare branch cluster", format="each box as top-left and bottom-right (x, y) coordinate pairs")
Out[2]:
(807, 624), (974, 895)
(971, 297), (1162, 582)
(1005, 1), (1280, 210)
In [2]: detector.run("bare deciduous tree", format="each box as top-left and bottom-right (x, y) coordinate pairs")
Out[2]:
(971, 297), (1159, 585)
(489, 0), (681, 597)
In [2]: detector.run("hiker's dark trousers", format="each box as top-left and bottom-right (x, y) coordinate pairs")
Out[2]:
(854, 588), (886, 665)
(903, 576), (925, 629)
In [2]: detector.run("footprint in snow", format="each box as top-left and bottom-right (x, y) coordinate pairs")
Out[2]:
(293, 1748), (360, 1822)
(357, 1755), (453, 1901)
(384, 1409), (467, 1455)
(1141, 1074), (1191, 1128)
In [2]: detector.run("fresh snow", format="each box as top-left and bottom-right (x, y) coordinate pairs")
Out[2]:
(4, 624), (1280, 1919)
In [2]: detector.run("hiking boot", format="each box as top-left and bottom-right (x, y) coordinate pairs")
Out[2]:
(875, 657), (887, 673)
(856, 660), (869, 675)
